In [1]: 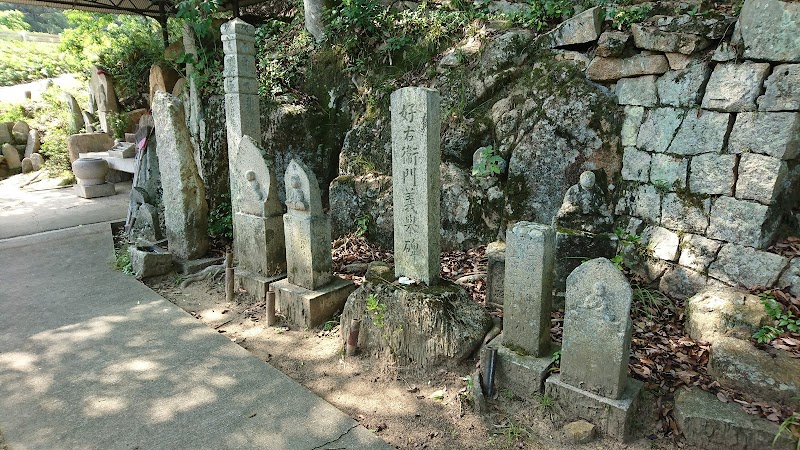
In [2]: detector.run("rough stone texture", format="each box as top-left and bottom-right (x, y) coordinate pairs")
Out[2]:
(20, 157), (32, 173)
(554, 231), (616, 302)
(24, 129), (39, 158)
(66, 132), (114, 163)
(649, 153), (687, 189)
(596, 31), (629, 58)
(545, 375), (642, 441)
(660, 193), (709, 234)
(709, 337), (800, 409)
(151, 92), (209, 260)
(503, 222), (554, 357)
(562, 420), (596, 444)
(636, 107), (685, 153)
(302, 0), (325, 42)
(665, 52), (692, 70)
(284, 159), (332, 290)
(712, 42), (739, 62)
(651, 14), (735, 39)
(728, 111), (800, 160)
(482, 336), (556, 398)
(0, 122), (11, 145)
(758, 64), (800, 111)
(129, 246), (173, 279)
(615, 76), (657, 107)
(643, 226), (680, 261)
(737, 0), (800, 63)
(689, 153), (736, 196)
(74, 182), (116, 199)
(675, 388), (797, 450)
(29, 153), (43, 171)
(544, 7), (604, 48)
(708, 243), (788, 288)
(679, 234), (722, 272)
(656, 63), (712, 107)
(685, 287), (771, 343)
(561, 258), (633, 399)
(621, 106), (644, 148)
(621, 147), (650, 182)
(486, 241), (505, 306)
(62, 92), (84, 132)
(11, 121), (29, 145)
(1, 143), (21, 170)
(341, 279), (493, 371)
(708, 197), (777, 248)
(329, 173), (394, 249)
(631, 24), (709, 54)
(735, 153), (788, 205)
(231, 135), (286, 279)
(667, 109), (731, 155)
(586, 54), (670, 82)
(148, 64), (181, 106)
(701, 62), (771, 112)
(659, 265), (707, 300)
(273, 277), (355, 328)
(778, 257), (800, 296)
(391, 87), (441, 285)
(615, 183), (660, 223)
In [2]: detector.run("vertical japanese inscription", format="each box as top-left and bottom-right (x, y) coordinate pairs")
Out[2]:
(391, 87), (441, 285)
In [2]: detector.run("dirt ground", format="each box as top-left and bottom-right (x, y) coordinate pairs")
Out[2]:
(144, 272), (683, 450)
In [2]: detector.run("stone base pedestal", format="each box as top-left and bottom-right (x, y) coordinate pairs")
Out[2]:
(481, 335), (558, 397)
(545, 374), (642, 441)
(234, 268), (285, 300)
(129, 246), (173, 279)
(273, 276), (356, 328)
(75, 182), (115, 198)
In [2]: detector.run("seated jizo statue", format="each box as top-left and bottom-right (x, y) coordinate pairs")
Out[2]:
(555, 170), (613, 232)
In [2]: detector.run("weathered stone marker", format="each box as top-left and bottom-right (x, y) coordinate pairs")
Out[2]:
(545, 257), (642, 440)
(222, 18), (288, 297)
(283, 159), (332, 289)
(390, 87), (441, 285)
(482, 222), (559, 398)
(152, 91), (209, 260)
(272, 159), (355, 327)
(503, 222), (555, 357)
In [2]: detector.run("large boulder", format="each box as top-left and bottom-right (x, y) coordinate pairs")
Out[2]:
(736, 0), (800, 63)
(685, 287), (771, 343)
(66, 132), (115, 163)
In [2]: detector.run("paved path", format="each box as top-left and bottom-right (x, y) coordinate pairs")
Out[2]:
(0, 182), (389, 449)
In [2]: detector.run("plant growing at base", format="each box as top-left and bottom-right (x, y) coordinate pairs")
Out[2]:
(774, 412), (800, 450)
(114, 247), (133, 275)
(364, 293), (387, 327)
(355, 212), (371, 237)
(472, 145), (503, 177)
(611, 227), (641, 271)
(753, 292), (800, 343)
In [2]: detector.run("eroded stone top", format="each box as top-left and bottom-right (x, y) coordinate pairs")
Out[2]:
(284, 159), (323, 216)
(234, 135), (282, 217)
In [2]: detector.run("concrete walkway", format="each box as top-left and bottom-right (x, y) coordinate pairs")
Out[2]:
(0, 181), (390, 449)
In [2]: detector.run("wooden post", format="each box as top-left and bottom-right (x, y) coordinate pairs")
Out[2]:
(346, 319), (360, 356)
(266, 289), (276, 326)
(225, 251), (234, 303)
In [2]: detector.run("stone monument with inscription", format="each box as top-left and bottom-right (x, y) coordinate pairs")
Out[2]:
(222, 18), (288, 297)
(482, 222), (559, 397)
(271, 159), (355, 327)
(391, 87), (441, 285)
(545, 257), (643, 440)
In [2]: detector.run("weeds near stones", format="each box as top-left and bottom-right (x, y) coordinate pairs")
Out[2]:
(631, 284), (672, 319)
(753, 291), (800, 344)
(208, 194), (233, 241)
(355, 213), (372, 237)
(533, 392), (554, 409)
(606, 3), (652, 30)
(549, 350), (561, 373)
(491, 419), (530, 449)
(652, 179), (671, 194)
(471, 145), (503, 177)
(365, 293), (387, 327)
(113, 248), (133, 275)
(774, 412), (800, 450)
(611, 227), (641, 271)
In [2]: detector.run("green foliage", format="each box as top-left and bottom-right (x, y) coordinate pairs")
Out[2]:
(60, 11), (166, 99)
(0, 103), (25, 122)
(652, 179), (671, 194)
(548, 350), (561, 372)
(0, 4), (69, 34)
(0, 9), (29, 30)
(365, 293), (387, 327)
(0, 40), (84, 86)
(611, 227), (641, 271)
(472, 145), (503, 177)
(774, 412), (800, 450)
(753, 292), (800, 343)
(106, 112), (127, 139)
(505, 0), (575, 31)
(355, 213), (371, 237)
(323, 314), (340, 331)
(255, 18), (315, 98)
(175, 0), (225, 97)
(459, 374), (475, 402)
(606, 3), (652, 30)
(632, 284), (672, 319)
(114, 247), (134, 275)
(208, 193), (233, 240)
